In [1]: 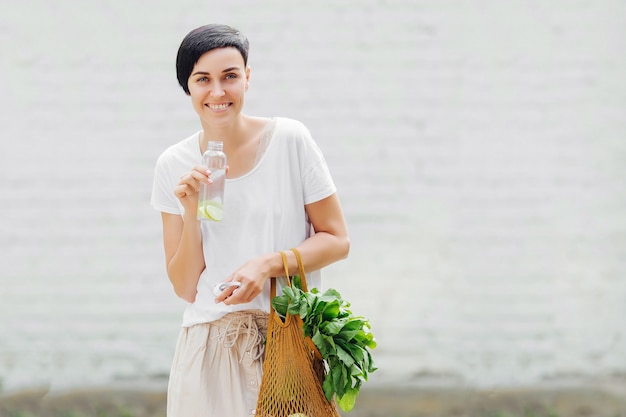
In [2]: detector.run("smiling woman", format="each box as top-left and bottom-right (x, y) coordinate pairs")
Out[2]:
(150, 24), (350, 417)
(186, 48), (250, 129)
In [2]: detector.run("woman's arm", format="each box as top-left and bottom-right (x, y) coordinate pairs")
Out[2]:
(285, 192), (350, 274)
(161, 212), (205, 303)
(161, 165), (212, 302)
(219, 193), (350, 304)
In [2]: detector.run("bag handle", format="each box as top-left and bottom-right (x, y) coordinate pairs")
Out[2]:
(270, 251), (288, 301)
(269, 249), (323, 360)
(290, 247), (308, 292)
(270, 248), (308, 298)
(290, 248), (323, 360)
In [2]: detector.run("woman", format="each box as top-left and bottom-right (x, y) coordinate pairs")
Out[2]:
(151, 24), (350, 416)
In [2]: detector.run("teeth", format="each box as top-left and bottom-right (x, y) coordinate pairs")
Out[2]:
(207, 103), (229, 110)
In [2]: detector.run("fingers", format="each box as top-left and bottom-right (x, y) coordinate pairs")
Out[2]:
(226, 284), (256, 305)
(216, 281), (262, 305)
(214, 285), (239, 303)
(174, 166), (211, 199)
(212, 254), (269, 305)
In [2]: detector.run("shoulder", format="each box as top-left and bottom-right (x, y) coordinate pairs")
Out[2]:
(271, 118), (327, 165)
(274, 117), (311, 137)
(272, 117), (317, 153)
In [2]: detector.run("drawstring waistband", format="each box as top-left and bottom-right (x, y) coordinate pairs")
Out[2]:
(212, 310), (269, 361)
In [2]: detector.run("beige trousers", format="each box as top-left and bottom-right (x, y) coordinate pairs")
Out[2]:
(167, 310), (269, 417)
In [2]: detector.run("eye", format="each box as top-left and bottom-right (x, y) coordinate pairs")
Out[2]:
(197, 76), (209, 83)
(225, 73), (238, 80)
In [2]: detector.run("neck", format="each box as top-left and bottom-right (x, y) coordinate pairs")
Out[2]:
(199, 114), (251, 152)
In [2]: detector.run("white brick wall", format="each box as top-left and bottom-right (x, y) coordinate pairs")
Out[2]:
(0, 0), (625, 391)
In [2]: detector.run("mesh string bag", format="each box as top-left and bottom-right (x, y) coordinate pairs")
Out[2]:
(255, 249), (340, 417)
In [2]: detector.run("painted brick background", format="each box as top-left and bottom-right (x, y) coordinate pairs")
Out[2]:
(1, 0), (625, 392)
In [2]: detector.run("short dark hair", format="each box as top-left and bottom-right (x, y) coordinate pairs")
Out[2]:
(176, 24), (250, 94)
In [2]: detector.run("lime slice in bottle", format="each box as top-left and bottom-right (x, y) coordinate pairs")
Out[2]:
(200, 200), (223, 221)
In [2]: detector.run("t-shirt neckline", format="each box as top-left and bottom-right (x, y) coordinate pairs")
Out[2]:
(194, 117), (278, 182)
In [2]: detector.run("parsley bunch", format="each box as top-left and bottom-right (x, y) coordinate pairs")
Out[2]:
(272, 278), (377, 412)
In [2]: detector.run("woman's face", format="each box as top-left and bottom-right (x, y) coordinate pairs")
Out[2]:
(187, 47), (250, 127)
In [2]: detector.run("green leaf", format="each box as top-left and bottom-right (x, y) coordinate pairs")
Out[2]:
(322, 300), (341, 321)
(302, 292), (318, 323)
(335, 344), (355, 368)
(344, 316), (367, 330)
(321, 288), (343, 301)
(354, 329), (377, 349)
(349, 363), (363, 377)
(271, 295), (289, 318)
(365, 333), (377, 349)
(320, 317), (348, 336)
(282, 286), (296, 300)
(330, 358), (346, 397)
(337, 385), (359, 412)
(337, 339), (365, 364)
(365, 349), (377, 373)
(286, 296), (301, 316)
(303, 290), (318, 305)
(322, 373), (334, 402)
(292, 275), (302, 290)
(298, 298), (309, 320)
(336, 329), (360, 342)
(312, 330), (336, 357)
(311, 297), (327, 317)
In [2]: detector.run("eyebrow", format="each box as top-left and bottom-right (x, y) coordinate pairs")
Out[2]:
(191, 67), (242, 77)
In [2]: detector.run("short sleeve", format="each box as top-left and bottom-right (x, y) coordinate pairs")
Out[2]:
(150, 153), (182, 215)
(298, 125), (337, 205)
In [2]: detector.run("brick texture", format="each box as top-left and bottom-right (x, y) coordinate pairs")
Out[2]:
(0, 0), (625, 391)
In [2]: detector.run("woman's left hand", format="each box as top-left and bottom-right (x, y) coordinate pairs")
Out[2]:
(214, 254), (276, 305)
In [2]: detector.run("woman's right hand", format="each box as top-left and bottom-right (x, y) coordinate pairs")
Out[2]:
(174, 166), (211, 217)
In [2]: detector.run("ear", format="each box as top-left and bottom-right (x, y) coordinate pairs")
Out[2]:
(245, 66), (251, 91)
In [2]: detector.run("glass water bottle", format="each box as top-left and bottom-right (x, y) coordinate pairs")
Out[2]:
(197, 141), (227, 221)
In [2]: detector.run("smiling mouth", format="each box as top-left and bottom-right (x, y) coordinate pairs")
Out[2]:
(206, 103), (230, 111)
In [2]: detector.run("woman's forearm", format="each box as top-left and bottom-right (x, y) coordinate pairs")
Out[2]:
(166, 216), (205, 302)
(264, 231), (350, 279)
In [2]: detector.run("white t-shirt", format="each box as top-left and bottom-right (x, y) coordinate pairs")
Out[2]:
(151, 117), (337, 327)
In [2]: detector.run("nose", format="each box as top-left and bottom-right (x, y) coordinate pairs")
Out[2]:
(210, 81), (225, 98)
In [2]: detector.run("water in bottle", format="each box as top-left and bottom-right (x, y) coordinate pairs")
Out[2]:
(197, 141), (227, 221)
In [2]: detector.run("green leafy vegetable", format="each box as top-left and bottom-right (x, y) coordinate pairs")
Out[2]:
(271, 277), (377, 412)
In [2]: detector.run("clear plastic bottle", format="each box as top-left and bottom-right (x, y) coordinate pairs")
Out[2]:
(197, 141), (227, 221)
